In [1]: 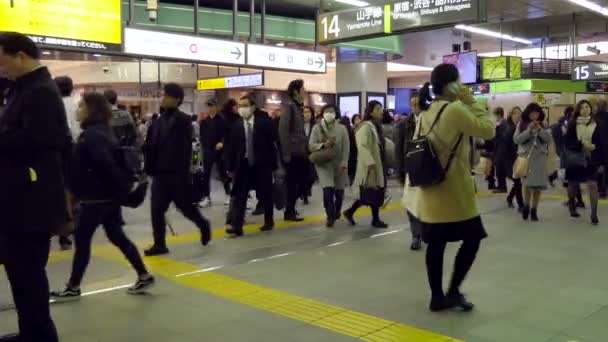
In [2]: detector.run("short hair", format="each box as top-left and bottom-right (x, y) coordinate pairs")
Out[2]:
(81, 92), (112, 128)
(0, 32), (40, 59)
(222, 98), (238, 114)
(163, 83), (184, 104)
(240, 95), (256, 107)
(54, 76), (73, 97)
(103, 89), (118, 105)
(287, 79), (304, 100)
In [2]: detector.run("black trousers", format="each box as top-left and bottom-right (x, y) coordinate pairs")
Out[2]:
(286, 156), (309, 215)
(495, 166), (507, 190)
(507, 178), (524, 208)
(230, 161), (274, 234)
(69, 202), (147, 287)
(346, 200), (381, 222)
(322, 187), (344, 220)
(151, 175), (209, 248)
(201, 149), (231, 197)
(426, 238), (481, 299)
(0, 232), (58, 342)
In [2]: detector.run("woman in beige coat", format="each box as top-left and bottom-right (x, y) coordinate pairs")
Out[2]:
(343, 100), (388, 228)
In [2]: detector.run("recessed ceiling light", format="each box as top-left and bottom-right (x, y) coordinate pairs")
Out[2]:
(275, 42), (285, 47)
(42, 51), (51, 55)
(566, 0), (608, 16)
(455, 24), (533, 45)
(93, 54), (102, 57)
(387, 63), (433, 72)
(335, 0), (370, 7)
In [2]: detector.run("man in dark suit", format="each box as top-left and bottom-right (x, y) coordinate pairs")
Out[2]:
(0, 32), (69, 342)
(143, 83), (211, 255)
(224, 95), (278, 237)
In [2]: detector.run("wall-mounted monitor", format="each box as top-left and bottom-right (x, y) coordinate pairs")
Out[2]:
(443, 51), (478, 84)
(338, 92), (361, 118)
(481, 56), (522, 81)
(366, 92), (386, 108)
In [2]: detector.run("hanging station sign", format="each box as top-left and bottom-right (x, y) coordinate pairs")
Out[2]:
(197, 73), (264, 91)
(246, 44), (327, 73)
(318, 0), (485, 44)
(124, 28), (246, 65)
(573, 62), (608, 81)
(0, 0), (122, 51)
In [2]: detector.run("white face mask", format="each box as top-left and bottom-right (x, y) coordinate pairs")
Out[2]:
(239, 107), (253, 119)
(323, 112), (336, 123)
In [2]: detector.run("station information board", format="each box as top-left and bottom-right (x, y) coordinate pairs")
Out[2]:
(197, 73), (264, 91)
(0, 0), (122, 51)
(247, 44), (327, 73)
(318, 0), (484, 44)
(573, 62), (608, 81)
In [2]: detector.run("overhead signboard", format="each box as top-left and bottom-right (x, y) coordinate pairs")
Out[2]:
(573, 62), (608, 81)
(587, 82), (608, 93)
(246, 44), (327, 73)
(318, 0), (484, 44)
(0, 0), (122, 51)
(124, 28), (245, 65)
(197, 73), (264, 91)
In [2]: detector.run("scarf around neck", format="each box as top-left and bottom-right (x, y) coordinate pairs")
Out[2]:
(576, 115), (596, 151)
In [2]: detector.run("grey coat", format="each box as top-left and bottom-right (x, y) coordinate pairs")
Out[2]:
(309, 121), (350, 189)
(514, 123), (552, 189)
(279, 100), (308, 163)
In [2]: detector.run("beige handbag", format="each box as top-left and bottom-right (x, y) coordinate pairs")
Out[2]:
(513, 144), (535, 179)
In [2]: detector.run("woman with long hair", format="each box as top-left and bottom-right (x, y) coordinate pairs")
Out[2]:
(514, 103), (552, 221)
(309, 105), (350, 227)
(564, 100), (604, 225)
(343, 100), (388, 228)
(496, 107), (524, 210)
(414, 64), (495, 312)
(51, 93), (154, 301)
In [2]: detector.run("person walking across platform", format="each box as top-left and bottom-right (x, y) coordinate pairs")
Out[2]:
(143, 83), (211, 256)
(0, 32), (70, 342)
(50, 93), (154, 301)
(308, 105), (350, 228)
(224, 95), (278, 237)
(414, 64), (495, 312)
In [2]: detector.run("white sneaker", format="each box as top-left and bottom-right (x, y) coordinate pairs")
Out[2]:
(200, 197), (211, 208)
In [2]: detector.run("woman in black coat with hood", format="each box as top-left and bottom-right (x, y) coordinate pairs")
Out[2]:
(495, 106), (524, 210)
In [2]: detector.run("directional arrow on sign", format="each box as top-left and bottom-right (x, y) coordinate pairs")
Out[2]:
(231, 47), (242, 60)
(316, 57), (324, 69)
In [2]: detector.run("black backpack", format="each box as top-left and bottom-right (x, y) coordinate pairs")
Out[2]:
(405, 103), (463, 187)
(115, 145), (148, 208)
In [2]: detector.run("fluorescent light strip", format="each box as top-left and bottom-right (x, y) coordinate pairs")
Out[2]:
(567, 0), (608, 16)
(335, 0), (370, 7)
(455, 24), (533, 45)
(327, 62), (432, 72)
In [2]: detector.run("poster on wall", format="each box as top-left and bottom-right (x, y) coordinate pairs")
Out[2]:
(0, 0), (122, 51)
(338, 93), (361, 118)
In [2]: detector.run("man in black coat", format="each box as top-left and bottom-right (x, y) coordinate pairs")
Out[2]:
(143, 83), (211, 256)
(0, 32), (69, 342)
(224, 95), (278, 237)
(199, 98), (231, 206)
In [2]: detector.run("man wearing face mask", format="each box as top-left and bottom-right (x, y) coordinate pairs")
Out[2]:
(224, 95), (278, 237)
(143, 83), (211, 255)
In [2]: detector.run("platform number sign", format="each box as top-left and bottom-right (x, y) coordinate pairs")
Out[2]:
(574, 65), (590, 80)
(321, 14), (340, 40)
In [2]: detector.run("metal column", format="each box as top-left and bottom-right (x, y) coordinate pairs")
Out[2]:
(249, 0), (255, 43)
(571, 13), (578, 59)
(314, 8), (320, 51)
(499, 18), (504, 56)
(194, 0), (199, 35)
(261, 0), (266, 44)
(128, 0), (134, 26)
(233, 0), (238, 41)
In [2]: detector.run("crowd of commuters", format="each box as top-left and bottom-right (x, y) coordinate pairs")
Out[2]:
(2, 32), (608, 341)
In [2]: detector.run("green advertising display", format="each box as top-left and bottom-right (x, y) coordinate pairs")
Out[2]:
(318, 0), (485, 45)
(482, 56), (522, 81)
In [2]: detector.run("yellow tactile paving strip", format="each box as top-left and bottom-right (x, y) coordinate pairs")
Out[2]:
(93, 248), (464, 342)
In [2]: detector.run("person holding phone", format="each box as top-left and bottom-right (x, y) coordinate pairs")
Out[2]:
(514, 103), (552, 222)
(415, 64), (495, 312)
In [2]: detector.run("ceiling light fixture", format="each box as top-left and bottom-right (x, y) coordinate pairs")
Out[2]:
(566, 0), (608, 16)
(455, 24), (533, 45)
(335, 0), (370, 7)
(42, 51), (51, 55)
(387, 63), (433, 72)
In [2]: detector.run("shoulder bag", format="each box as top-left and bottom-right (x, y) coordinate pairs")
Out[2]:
(309, 124), (336, 165)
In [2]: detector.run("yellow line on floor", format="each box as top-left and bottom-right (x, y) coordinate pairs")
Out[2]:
(92, 248), (463, 342)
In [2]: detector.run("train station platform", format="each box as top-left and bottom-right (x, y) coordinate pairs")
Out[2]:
(1, 182), (608, 342)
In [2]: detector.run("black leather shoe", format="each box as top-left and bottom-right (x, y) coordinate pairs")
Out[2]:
(251, 208), (264, 216)
(447, 292), (475, 312)
(372, 220), (388, 229)
(144, 245), (170, 256)
(326, 219), (335, 228)
(530, 208), (539, 222)
(410, 237), (422, 251)
(343, 210), (356, 226)
(259, 225), (274, 232)
(200, 219), (212, 246)
(592, 215), (599, 226)
(429, 296), (454, 312)
(284, 214), (304, 222)
(522, 206), (530, 220)
(226, 228), (244, 237)
(0, 334), (20, 342)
